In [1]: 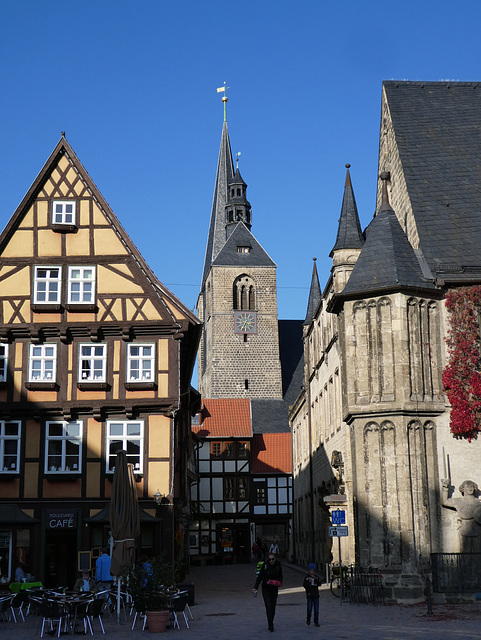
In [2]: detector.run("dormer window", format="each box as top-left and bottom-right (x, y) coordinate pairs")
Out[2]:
(237, 246), (250, 254)
(52, 200), (76, 230)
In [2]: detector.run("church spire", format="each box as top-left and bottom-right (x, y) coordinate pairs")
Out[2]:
(201, 119), (235, 285)
(304, 258), (321, 325)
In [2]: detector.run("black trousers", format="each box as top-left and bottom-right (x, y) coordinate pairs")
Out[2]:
(261, 583), (278, 628)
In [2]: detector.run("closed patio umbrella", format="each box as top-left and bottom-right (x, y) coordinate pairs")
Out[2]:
(109, 449), (141, 624)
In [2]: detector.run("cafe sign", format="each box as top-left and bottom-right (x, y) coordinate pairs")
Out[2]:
(46, 510), (77, 530)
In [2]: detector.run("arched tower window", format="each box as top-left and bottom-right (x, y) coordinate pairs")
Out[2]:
(233, 275), (256, 310)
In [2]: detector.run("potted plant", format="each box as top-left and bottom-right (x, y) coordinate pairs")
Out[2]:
(128, 554), (180, 633)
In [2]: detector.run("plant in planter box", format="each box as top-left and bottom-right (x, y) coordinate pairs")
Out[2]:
(128, 554), (181, 632)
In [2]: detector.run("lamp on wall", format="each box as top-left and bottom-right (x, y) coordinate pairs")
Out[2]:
(154, 490), (163, 506)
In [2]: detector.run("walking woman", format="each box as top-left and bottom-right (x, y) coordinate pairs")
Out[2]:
(252, 553), (283, 632)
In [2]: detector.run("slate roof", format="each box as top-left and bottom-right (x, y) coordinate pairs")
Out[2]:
(251, 399), (289, 434)
(251, 433), (292, 474)
(341, 198), (436, 296)
(201, 121), (234, 285)
(330, 165), (364, 256)
(384, 81), (481, 275)
(192, 398), (252, 438)
(278, 319), (304, 404)
(212, 222), (276, 268)
(304, 260), (321, 325)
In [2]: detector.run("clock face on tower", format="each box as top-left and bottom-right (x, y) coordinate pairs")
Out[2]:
(234, 310), (257, 334)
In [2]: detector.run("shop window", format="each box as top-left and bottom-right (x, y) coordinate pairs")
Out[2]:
(0, 531), (12, 582)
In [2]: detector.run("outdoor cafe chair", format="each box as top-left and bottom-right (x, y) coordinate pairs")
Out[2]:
(130, 604), (147, 631)
(109, 589), (128, 622)
(39, 599), (64, 638)
(168, 593), (190, 630)
(12, 591), (29, 622)
(87, 598), (105, 635)
(0, 594), (16, 628)
(176, 590), (193, 621)
(70, 597), (94, 636)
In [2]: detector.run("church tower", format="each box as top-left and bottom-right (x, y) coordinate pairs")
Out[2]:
(197, 107), (283, 399)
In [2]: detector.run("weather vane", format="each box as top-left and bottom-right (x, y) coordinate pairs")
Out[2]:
(216, 82), (230, 121)
(236, 151), (241, 170)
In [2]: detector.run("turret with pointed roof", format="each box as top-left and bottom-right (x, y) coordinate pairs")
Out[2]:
(330, 164), (365, 294)
(304, 258), (321, 326)
(335, 172), (436, 302)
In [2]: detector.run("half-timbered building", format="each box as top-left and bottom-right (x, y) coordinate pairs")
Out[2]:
(189, 399), (293, 564)
(0, 135), (201, 588)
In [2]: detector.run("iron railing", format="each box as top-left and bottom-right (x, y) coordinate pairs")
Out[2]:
(431, 553), (481, 593)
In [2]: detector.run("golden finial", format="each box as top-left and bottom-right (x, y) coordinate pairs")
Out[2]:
(216, 82), (230, 121)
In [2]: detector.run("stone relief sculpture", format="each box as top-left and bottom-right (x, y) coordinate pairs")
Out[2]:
(441, 479), (481, 552)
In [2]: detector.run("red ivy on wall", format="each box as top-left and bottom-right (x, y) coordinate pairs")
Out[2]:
(442, 286), (481, 441)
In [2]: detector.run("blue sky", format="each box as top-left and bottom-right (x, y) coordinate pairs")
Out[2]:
(1, 1), (480, 320)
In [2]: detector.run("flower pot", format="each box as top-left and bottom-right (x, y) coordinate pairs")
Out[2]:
(146, 609), (169, 633)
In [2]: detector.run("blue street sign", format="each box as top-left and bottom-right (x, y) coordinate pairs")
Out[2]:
(329, 526), (348, 537)
(331, 509), (345, 525)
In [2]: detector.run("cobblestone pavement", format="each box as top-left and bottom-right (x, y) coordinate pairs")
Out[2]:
(4, 562), (481, 639)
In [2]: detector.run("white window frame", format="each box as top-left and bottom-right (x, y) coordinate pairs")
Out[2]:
(28, 344), (57, 382)
(45, 421), (83, 473)
(52, 200), (76, 226)
(127, 344), (155, 382)
(33, 266), (62, 304)
(78, 344), (106, 382)
(106, 420), (144, 473)
(68, 267), (96, 304)
(0, 344), (8, 382)
(0, 421), (21, 473)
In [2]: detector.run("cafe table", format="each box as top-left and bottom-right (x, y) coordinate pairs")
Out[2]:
(9, 581), (43, 592)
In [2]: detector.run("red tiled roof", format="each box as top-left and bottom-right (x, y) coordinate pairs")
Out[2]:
(191, 399), (252, 438)
(251, 433), (292, 474)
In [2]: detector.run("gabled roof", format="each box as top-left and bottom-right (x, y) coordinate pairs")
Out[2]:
(212, 222), (276, 268)
(383, 81), (481, 275)
(192, 398), (252, 438)
(340, 196), (436, 297)
(201, 121), (234, 285)
(0, 135), (201, 328)
(330, 164), (364, 256)
(251, 433), (292, 474)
